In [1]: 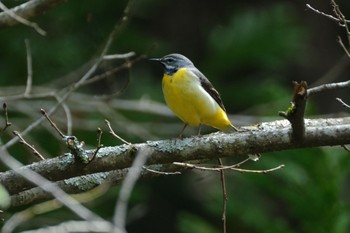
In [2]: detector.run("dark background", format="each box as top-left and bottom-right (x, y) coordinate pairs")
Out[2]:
(1, 0), (350, 232)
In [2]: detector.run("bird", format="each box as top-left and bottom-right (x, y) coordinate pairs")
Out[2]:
(150, 53), (238, 137)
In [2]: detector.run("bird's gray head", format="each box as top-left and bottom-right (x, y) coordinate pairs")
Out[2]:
(150, 53), (194, 75)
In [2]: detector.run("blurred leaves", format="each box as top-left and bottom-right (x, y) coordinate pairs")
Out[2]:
(206, 4), (306, 75)
(178, 211), (220, 233)
(198, 4), (308, 113)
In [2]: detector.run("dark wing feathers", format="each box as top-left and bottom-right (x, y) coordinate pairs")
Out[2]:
(191, 68), (227, 112)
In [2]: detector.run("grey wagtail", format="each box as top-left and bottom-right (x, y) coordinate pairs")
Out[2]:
(150, 53), (238, 136)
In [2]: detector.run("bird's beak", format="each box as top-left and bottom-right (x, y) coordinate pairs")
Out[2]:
(149, 57), (160, 62)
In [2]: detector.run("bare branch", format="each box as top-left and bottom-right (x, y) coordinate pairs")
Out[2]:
(53, 93), (73, 136)
(24, 39), (33, 96)
(331, 0), (350, 36)
(113, 147), (151, 232)
(1, 103), (12, 132)
(0, 1), (137, 223)
(306, 4), (350, 25)
(98, 0), (135, 59)
(88, 128), (103, 163)
(341, 144), (350, 152)
(279, 81), (308, 142)
(142, 166), (181, 175)
(217, 158), (227, 233)
(3, 220), (113, 233)
(81, 54), (145, 87)
(331, 0), (350, 55)
(105, 120), (131, 145)
(10, 164), (187, 207)
(7, 185), (111, 233)
(308, 80), (350, 96)
(0, 0), (64, 29)
(40, 108), (65, 138)
(336, 36), (350, 58)
(173, 161), (285, 174)
(2, 117), (350, 198)
(0, 148), (103, 222)
(173, 158), (251, 171)
(0, 1), (46, 35)
(1, 0), (136, 150)
(306, 2), (350, 56)
(103, 52), (136, 60)
(336, 97), (350, 109)
(230, 164), (285, 173)
(12, 131), (45, 160)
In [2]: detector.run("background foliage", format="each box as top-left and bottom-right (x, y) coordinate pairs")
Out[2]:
(1, 0), (350, 232)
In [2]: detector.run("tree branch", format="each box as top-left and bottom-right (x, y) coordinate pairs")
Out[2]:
(0, 0), (136, 221)
(0, 0), (65, 29)
(306, 3), (350, 25)
(2, 117), (350, 200)
(10, 163), (185, 207)
(308, 80), (350, 96)
(279, 81), (308, 142)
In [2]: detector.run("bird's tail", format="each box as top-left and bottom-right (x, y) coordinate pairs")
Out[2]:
(221, 123), (239, 133)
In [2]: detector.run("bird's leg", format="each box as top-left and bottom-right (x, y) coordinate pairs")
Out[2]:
(198, 124), (202, 136)
(178, 123), (188, 139)
(231, 124), (240, 132)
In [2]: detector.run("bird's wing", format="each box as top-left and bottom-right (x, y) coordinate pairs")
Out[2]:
(191, 68), (227, 112)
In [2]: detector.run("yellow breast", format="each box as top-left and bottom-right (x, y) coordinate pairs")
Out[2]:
(162, 68), (232, 131)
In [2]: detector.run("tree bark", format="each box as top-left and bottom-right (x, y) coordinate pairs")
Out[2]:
(1, 117), (350, 206)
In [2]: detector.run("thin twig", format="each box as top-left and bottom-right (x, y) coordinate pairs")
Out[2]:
(173, 158), (251, 171)
(0, 0), (65, 28)
(4, 220), (113, 233)
(308, 80), (350, 96)
(307, 2), (350, 60)
(53, 94), (73, 136)
(336, 97), (350, 109)
(112, 4), (142, 229)
(230, 165), (285, 173)
(306, 4), (350, 25)
(96, 127), (103, 147)
(341, 144), (350, 152)
(331, 0), (350, 33)
(103, 52), (135, 60)
(88, 128), (103, 163)
(331, 0), (350, 54)
(2, 0), (136, 149)
(279, 81), (308, 142)
(233, 157), (251, 167)
(173, 161), (285, 174)
(5, 183), (110, 233)
(12, 131), (45, 160)
(217, 158), (227, 233)
(40, 109), (65, 138)
(142, 166), (182, 175)
(337, 36), (350, 54)
(1, 103), (12, 132)
(0, 148), (104, 222)
(336, 36), (350, 58)
(0, 1), (46, 36)
(113, 148), (151, 232)
(81, 54), (145, 87)
(0, 0), (137, 223)
(105, 120), (131, 145)
(24, 39), (33, 96)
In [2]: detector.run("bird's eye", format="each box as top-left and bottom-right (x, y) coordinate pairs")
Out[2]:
(164, 57), (174, 64)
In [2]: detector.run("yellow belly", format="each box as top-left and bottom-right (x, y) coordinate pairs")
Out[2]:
(162, 68), (232, 131)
